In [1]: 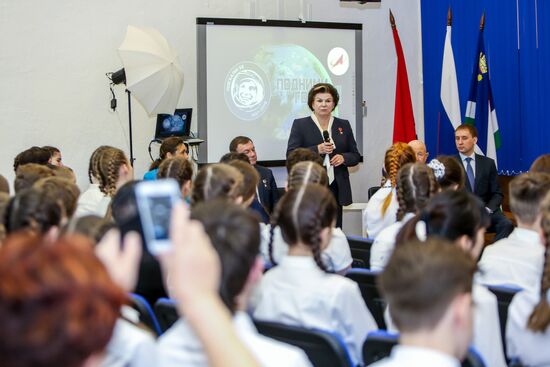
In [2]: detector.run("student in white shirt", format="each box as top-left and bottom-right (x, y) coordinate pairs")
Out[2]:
(395, 190), (507, 367)
(478, 172), (550, 291)
(76, 146), (133, 218)
(371, 239), (476, 367)
(159, 200), (312, 367)
(261, 161), (352, 274)
(253, 184), (378, 366)
(370, 162), (439, 270)
(363, 143), (416, 239)
(507, 193), (550, 366)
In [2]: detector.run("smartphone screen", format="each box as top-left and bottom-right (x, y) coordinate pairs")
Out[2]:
(135, 179), (182, 255)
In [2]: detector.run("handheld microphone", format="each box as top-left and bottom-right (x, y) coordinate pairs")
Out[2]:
(322, 130), (333, 158)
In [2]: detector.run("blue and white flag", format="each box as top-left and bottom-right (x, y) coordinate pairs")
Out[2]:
(464, 30), (502, 167)
(438, 19), (462, 155)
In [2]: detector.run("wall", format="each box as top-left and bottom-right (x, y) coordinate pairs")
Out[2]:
(0, 0), (423, 202)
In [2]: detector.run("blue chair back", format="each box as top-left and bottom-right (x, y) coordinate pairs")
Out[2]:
(129, 293), (162, 336)
(254, 320), (354, 367)
(346, 235), (373, 269)
(345, 268), (386, 329)
(486, 284), (522, 363)
(154, 297), (179, 333)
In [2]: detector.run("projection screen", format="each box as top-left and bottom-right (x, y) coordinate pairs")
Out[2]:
(197, 18), (363, 164)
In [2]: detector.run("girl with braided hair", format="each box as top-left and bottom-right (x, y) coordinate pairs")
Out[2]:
(191, 163), (244, 207)
(363, 142), (415, 239)
(370, 162), (439, 270)
(75, 146), (110, 217)
(76, 146), (132, 218)
(259, 161), (352, 273)
(252, 184), (377, 366)
(507, 192), (550, 366)
(157, 156), (194, 203)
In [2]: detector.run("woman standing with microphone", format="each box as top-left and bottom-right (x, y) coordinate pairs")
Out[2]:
(287, 83), (360, 228)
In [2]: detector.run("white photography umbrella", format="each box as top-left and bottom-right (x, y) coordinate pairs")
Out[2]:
(118, 25), (183, 116)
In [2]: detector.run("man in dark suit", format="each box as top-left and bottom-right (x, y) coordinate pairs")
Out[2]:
(229, 136), (279, 221)
(455, 124), (514, 241)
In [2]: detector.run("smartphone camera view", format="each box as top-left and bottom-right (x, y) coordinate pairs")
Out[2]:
(135, 179), (182, 255)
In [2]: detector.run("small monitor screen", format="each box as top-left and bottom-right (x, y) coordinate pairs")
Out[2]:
(155, 108), (192, 139)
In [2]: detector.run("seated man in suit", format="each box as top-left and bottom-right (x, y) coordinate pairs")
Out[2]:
(455, 124), (514, 241)
(229, 136), (279, 220)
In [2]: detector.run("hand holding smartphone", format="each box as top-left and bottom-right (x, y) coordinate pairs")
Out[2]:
(135, 179), (182, 255)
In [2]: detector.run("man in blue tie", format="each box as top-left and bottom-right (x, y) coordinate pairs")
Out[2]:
(455, 124), (514, 241)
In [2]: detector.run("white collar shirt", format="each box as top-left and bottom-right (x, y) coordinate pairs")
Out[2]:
(102, 318), (157, 367)
(251, 256), (377, 366)
(259, 223), (352, 273)
(478, 228), (544, 292)
(368, 345), (460, 367)
(384, 282), (507, 367)
(158, 311), (312, 367)
(75, 183), (111, 218)
(506, 289), (550, 366)
(363, 181), (399, 239)
(370, 212), (416, 271)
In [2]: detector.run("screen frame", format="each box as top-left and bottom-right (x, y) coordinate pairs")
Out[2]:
(196, 17), (364, 165)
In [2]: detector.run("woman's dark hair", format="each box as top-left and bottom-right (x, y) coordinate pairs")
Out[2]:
(5, 187), (63, 235)
(395, 163), (439, 221)
(396, 190), (490, 246)
(191, 164), (243, 207)
(287, 161), (328, 190)
(33, 177), (80, 218)
(13, 147), (51, 172)
(528, 192), (550, 332)
(227, 160), (260, 204)
(268, 184), (336, 272)
(191, 200), (260, 312)
(157, 156), (194, 190)
(433, 156), (465, 190)
(42, 145), (60, 156)
(149, 137), (186, 170)
(307, 83), (340, 111)
(286, 148), (323, 174)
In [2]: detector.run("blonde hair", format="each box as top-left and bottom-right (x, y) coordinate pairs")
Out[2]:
(381, 142), (416, 216)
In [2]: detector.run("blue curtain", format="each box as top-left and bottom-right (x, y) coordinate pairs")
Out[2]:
(421, 0), (549, 174)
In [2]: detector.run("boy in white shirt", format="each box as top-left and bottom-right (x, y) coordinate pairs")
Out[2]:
(159, 200), (311, 367)
(478, 172), (550, 291)
(370, 239), (476, 367)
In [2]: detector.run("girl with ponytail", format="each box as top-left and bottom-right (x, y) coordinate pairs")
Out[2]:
(363, 142), (415, 239)
(507, 192), (550, 366)
(370, 162), (438, 270)
(252, 183), (377, 367)
(259, 161), (352, 273)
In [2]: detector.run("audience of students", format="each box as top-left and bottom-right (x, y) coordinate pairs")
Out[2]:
(363, 142), (416, 239)
(396, 190), (507, 367)
(478, 172), (550, 291)
(252, 184), (377, 366)
(506, 191), (550, 366)
(260, 161), (353, 274)
(370, 162), (439, 270)
(159, 200), (312, 366)
(372, 239), (476, 366)
(2, 140), (550, 367)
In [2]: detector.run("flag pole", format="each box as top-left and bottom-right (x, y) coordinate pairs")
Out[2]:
(389, 9), (396, 28)
(480, 11), (485, 31)
(447, 7), (452, 26)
